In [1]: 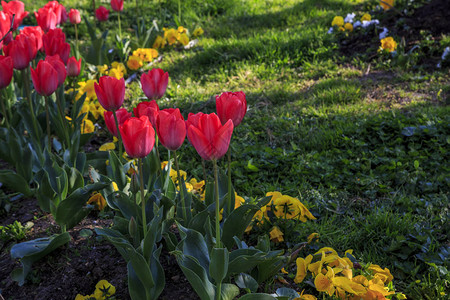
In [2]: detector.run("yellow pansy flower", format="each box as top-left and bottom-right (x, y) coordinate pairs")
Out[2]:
(127, 55), (144, 70)
(94, 280), (116, 299)
(164, 28), (178, 45)
(368, 264), (393, 283)
(153, 35), (166, 49)
(193, 27), (204, 37)
(294, 254), (313, 283)
(87, 193), (107, 210)
(331, 16), (344, 27)
(361, 13), (371, 21)
(380, 0), (394, 10)
(314, 266), (335, 296)
(269, 226), (284, 243)
(99, 142), (116, 151)
(177, 26), (188, 34)
(294, 290), (317, 300)
(97, 64), (109, 75)
(344, 23), (353, 32)
(178, 33), (189, 46)
(112, 182), (119, 191)
(81, 119), (95, 134)
(234, 192), (245, 209)
(74, 294), (96, 300)
(380, 36), (397, 52)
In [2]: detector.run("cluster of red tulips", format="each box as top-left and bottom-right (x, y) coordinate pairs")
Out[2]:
(97, 68), (247, 162)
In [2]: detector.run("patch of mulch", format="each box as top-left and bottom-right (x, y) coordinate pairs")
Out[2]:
(0, 199), (197, 300)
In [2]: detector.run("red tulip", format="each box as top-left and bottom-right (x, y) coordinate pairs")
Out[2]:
(68, 8), (81, 24)
(0, 55), (13, 89)
(42, 28), (70, 64)
(119, 116), (155, 158)
(45, 55), (66, 87)
(21, 26), (44, 51)
(3, 34), (38, 70)
(111, 0), (124, 12)
(140, 68), (169, 100)
(0, 11), (12, 48)
(34, 7), (57, 32)
(187, 113), (234, 161)
(104, 108), (131, 137)
(94, 76), (125, 111)
(133, 100), (159, 128)
(216, 91), (247, 127)
(95, 6), (109, 22)
(185, 112), (204, 143)
(1, 0), (29, 30)
(156, 108), (186, 151)
(30, 60), (59, 96)
(43, 1), (67, 25)
(66, 56), (81, 77)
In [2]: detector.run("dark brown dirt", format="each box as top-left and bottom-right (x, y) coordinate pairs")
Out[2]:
(339, 0), (450, 64)
(0, 199), (197, 300)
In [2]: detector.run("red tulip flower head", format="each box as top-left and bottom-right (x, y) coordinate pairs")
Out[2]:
(43, 1), (67, 25)
(133, 100), (159, 128)
(95, 6), (109, 22)
(3, 34), (38, 70)
(45, 55), (66, 87)
(68, 8), (81, 24)
(21, 26), (44, 51)
(66, 56), (81, 77)
(185, 112), (204, 143)
(94, 76), (125, 111)
(30, 60), (59, 96)
(1, 0), (29, 30)
(43, 28), (70, 64)
(187, 113), (234, 161)
(216, 91), (247, 127)
(156, 108), (186, 151)
(104, 108), (131, 137)
(0, 11), (12, 48)
(0, 55), (13, 89)
(111, 0), (124, 12)
(140, 68), (169, 100)
(119, 116), (155, 158)
(34, 7), (57, 32)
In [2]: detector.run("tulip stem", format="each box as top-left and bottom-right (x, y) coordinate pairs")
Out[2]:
(227, 147), (232, 215)
(0, 92), (10, 128)
(112, 109), (123, 159)
(44, 96), (51, 149)
(173, 150), (187, 223)
(213, 160), (221, 249)
(74, 24), (79, 59)
(155, 135), (161, 176)
(139, 158), (147, 239)
(22, 69), (40, 142)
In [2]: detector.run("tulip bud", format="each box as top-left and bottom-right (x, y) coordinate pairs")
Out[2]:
(94, 76), (125, 111)
(128, 216), (137, 238)
(119, 116), (155, 158)
(216, 91), (247, 127)
(156, 108), (186, 151)
(66, 56), (82, 77)
(103, 108), (131, 137)
(68, 8), (81, 24)
(130, 172), (140, 195)
(111, 0), (124, 12)
(30, 60), (59, 96)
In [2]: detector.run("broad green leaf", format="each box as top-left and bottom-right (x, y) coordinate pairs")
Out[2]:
(128, 262), (149, 300)
(178, 225), (210, 275)
(174, 251), (215, 300)
(107, 191), (140, 221)
(222, 204), (260, 249)
(108, 151), (127, 190)
(176, 176), (192, 224)
(0, 170), (32, 197)
(221, 283), (239, 300)
(209, 248), (229, 284)
(235, 273), (258, 293)
(55, 182), (108, 229)
(11, 232), (70, 286)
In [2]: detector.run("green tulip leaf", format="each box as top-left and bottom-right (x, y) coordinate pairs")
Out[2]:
(209, 247), (229, 284)
(235, 273), (258, 293)
(10, 232), (71, 286)
(222, 204), (260, 249)
(0, 170), (32, 197)
(239, 294), (277, 300)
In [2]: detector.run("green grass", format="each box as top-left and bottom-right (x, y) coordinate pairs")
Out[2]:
(17, 0), (450, 297)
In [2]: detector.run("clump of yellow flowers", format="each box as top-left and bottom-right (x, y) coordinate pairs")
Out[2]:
(75, 279), (116, 300)
(380, 36), (398, 52)
(127, 48), (159, 71)
(294, 247), (406, 300)
(152, 26), (204, 49)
